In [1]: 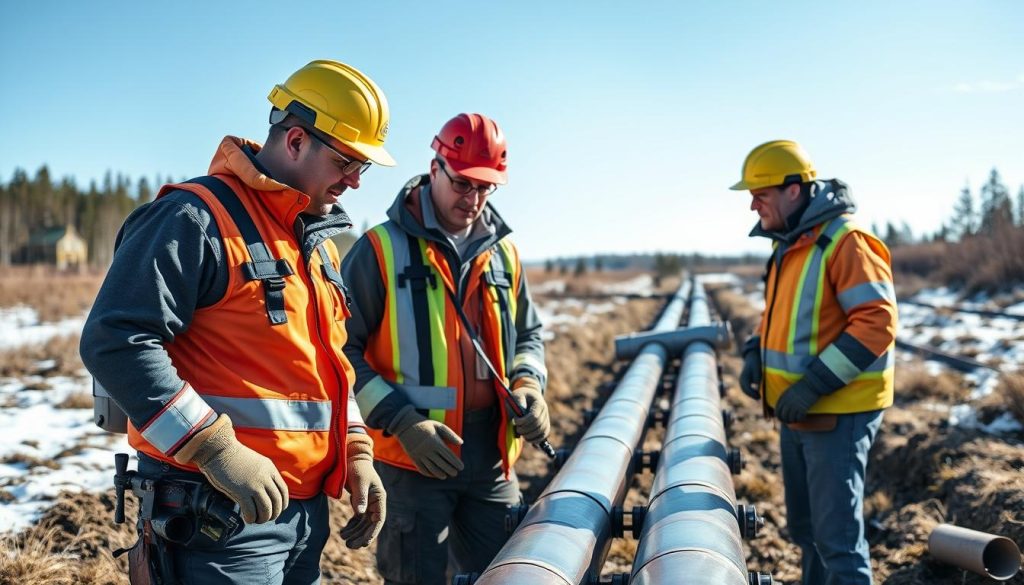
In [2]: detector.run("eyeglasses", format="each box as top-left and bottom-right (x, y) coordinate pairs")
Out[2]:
(437, 160), (497, 197)
(285, 125), (372, 176)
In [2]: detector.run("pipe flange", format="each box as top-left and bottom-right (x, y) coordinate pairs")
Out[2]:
(453, 573), (479, 585)
(505, 504), (529, 536)
(728, 447), (744, 474)
(738, 504), (765, 539)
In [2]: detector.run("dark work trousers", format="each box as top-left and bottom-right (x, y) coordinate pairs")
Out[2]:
(137, 453), (330, 585)
(375, 407), (522, 585)
(781, 409), (884, 585)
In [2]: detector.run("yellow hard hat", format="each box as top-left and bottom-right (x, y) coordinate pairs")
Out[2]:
(730, 140), (816, 191)
(268, 60), (396, 166)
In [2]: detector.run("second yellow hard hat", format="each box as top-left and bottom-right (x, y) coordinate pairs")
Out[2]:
(730, 140), (816, 191)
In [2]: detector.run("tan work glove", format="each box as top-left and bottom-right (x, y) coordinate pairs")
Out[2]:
(510, 377), (550, 443)
(173, 414), (289, 524)
(387, 404), (464, 479)
(339, 433), (386, 549)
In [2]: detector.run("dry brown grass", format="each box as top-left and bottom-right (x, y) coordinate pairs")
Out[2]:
(0, 266), (104, 322)
(0, 491), (135, 585)
(706, 284), (761, 344)
(0, 452), (60, 470)
(0, 526), (79, 585)
(0, 334), (84, 378)
(55, 391), (93, 410)
(996, 372), (1024, 424)
(894, 363), (970, 403)
(524, 267), (672, 297)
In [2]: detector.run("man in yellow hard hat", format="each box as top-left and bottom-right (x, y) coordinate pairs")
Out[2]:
(732, 140), (897, 585)
(341, 113), (550, 585)
(82, 60), (393, 584)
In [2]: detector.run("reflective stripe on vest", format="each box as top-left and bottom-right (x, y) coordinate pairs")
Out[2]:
(364, 222), (524, 472)
(768, 216), (894, 387)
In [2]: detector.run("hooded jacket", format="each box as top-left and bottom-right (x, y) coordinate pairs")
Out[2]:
(341, 174), (546, 475)
(752, 179), (898, 414)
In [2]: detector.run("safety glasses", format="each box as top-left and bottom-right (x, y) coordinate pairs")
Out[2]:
(437, 159), (497, 197)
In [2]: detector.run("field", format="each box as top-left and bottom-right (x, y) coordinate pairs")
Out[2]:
(0, 267), (1022, 584)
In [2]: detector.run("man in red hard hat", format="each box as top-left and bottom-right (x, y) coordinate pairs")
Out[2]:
(341, 113), (549, 584)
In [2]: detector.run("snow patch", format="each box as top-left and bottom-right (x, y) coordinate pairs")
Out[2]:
(0, 306), (85, 350)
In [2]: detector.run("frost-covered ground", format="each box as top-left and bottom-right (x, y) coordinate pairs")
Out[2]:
(1, 277), (1021, 536)
(0, 280), (648, 534)
(0, 306), (85, 350)
(532, 274), (655, 340)
(0, 306), (132, 534)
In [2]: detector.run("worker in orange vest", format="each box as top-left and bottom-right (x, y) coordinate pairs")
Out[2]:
(81, 60), (393, 584)
(341, 113), (550, 584)
(733, 140), (897, 585)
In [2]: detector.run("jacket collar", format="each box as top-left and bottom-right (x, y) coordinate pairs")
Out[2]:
(385, 174), (511, 262)
(210, 136), (352, 255)
(749, 179), (856, 245)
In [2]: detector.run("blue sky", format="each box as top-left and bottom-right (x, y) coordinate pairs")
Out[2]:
(2, 1), (1021, 260)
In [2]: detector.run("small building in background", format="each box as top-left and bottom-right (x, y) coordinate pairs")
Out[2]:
(18, 225), (88, 270)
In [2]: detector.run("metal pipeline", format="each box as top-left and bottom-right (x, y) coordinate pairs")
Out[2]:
(474, 279), (692, 585)
(630, 279), (768, 585)
(929, 524), (1021, 581)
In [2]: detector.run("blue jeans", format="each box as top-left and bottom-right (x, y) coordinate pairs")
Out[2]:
(137, 454), (330, 585)
(780, 410), (884, 585)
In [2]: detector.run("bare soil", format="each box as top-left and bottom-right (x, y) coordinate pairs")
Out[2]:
(0, 272), (672, 585)
(3, 272), (1022, 584)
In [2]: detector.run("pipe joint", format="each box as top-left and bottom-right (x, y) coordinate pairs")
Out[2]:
(612, 505), (647, 539)
(737, 504), (764, 539)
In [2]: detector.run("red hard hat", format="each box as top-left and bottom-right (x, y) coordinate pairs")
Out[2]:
(431, 113), (508, 185)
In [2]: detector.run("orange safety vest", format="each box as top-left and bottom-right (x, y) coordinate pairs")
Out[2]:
(761, 215), (897, 413)
(359, 221), (525, 476)
(127, 171), (355, 499)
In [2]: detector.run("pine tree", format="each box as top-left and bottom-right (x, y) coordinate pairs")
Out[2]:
(137, 177), (153, 204)
(979, 168), (1012, 234)
(1016, 186), (1024, 226)
(950, 184), (976, 239)
(573, 256), (587, 277)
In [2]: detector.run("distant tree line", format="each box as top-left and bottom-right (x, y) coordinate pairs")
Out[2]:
(888, 168), (1024, 292)
(0, 166), (172, 268)
(542, 251), (767, 278)
(874, 168), (1024, 247)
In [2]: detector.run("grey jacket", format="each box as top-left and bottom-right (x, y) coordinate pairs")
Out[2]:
(341, 174), (546, 430)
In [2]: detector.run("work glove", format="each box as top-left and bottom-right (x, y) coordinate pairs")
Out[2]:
(738, 336), (762, 400)
(773, 379), (821, 423)
(173, 414), (289, 524)
(388, 404), (464, 480)
(510, 377), (550, 443)
(339, 433), (386, 549)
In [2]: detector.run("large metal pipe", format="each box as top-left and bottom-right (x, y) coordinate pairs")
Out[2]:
(929, 524), (1021, 581)
(631, 279), (765, 585)
(474, 279), (692, 585)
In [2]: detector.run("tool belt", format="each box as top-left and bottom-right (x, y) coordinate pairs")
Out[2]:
(112, 453), (243, 585)
(786, 413), (838, 432)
